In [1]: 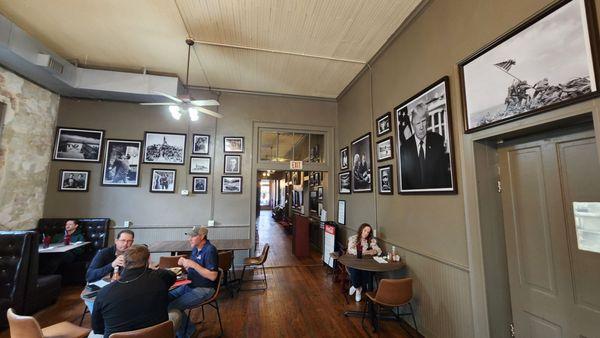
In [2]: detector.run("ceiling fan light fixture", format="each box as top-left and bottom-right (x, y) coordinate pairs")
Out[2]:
(169, 105), (182, 120)
(188, 107), (199, 121)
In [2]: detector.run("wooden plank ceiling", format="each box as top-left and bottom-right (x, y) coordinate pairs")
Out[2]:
(0, 0), (422, 98)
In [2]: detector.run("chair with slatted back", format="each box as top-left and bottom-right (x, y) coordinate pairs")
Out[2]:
(217, 250), (235, 297)
(108, 320), (174, 338)
(238, 243), (269, 292)
(182, 268), (224, 337)
(158, 255), (187, 269)
(360, 278), (418, 336)
(7, 308), (90, 338)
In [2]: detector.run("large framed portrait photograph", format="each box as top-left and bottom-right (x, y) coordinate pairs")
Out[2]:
(150, 168), (176, 193)
(376, 137), (394, 162)
(224, 136), (244, 153)
(192, 176), (208, 194)
(339, 146), (349, 170)
(143, 132), (186, 165)
(378, 165), (393, 195)
(189, 156), (211, 174)
(102, 139), (141, 186)
(221, 176), (243, 193)
(224, 155), (241, 174)
(459, 0), (599, 132)
(192, 134), (210, 155)
(59, 170), (90, 192)
(350, 133), (373, 193)
(376, 112), (392, 136)
(395, 77), (457, 194)
(338, 171), (351, 194)
(53, 127), (104, 162)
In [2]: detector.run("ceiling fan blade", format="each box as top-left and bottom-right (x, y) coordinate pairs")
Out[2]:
(139, 102), (176, 106)
(153, 91), (182, 103)
(196, 106), (224, 118)
(190, 99), (220, 107)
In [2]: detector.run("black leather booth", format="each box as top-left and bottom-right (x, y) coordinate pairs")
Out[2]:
(0, 231), (61, 328)
(36, 218), (110, 285)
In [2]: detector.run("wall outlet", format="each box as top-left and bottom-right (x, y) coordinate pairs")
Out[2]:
(181, 189), (189, 195)
(207, 219), (215, 227)
(123, 220), (132, 227)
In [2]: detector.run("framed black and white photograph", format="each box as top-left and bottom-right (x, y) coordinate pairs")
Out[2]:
(378, 165), (393, 195)
(350, 132), (373, 193)
(340, 146), (349, 170)
(143, 132), (186, 165)
(53, 127), (104, 162)
(58, 170), (90, 192)
(192, 176), (208, 194)
(376, 137), (394, 162)
(337, 200), (346, 225)
(338, 171), (351, 194)
(224, 136), (244, 153)
(318, 186), (323, 200)
(150, 168), (176, 193)
(459, 0), (599, 133)
(189, 156), (211, 174)
(395, 77), (456, 194)
(192, 134), (210, 155)
(101, 139), (141, 186)
(318, 202), (323, 216)
(224, 155), (241, 174)
(222, 176), (243, 193)
(376, 112), (392, 136)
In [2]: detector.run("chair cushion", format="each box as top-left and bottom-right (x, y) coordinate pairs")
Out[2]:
(41, 321), (91, 338)
(243, 257), (262, 265)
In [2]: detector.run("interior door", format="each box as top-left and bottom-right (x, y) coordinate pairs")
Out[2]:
(499, 126), (600, 338)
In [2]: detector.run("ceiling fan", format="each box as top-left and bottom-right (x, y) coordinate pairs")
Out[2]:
(140, 38), (223, 120)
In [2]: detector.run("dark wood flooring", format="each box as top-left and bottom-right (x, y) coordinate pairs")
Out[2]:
(1, 212), (419, 337)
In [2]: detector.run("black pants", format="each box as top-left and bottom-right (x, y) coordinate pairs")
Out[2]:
(348, 267), (373, 291)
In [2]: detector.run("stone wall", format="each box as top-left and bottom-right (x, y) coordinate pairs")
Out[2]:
(0, 67), (60, 230)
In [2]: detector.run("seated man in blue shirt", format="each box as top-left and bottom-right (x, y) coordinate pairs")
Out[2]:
(168, 226), (218, 338)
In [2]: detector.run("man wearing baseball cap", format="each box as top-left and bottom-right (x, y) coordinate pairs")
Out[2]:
(168, 226), (218, 338)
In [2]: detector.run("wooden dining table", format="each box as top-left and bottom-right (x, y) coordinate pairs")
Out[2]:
(148, 239), (253, 255)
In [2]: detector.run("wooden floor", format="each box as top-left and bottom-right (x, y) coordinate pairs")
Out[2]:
(1, 212), (419, 337)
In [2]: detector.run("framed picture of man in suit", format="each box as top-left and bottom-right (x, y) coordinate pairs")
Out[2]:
(394, 76), (457, 194)
(350, 132), (373, 193)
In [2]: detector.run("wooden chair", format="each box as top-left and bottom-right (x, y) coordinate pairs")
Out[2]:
(238, 243), (269, 292)
(158, 255), (187, 269)
(7, 308), (90, 338)
(361, 278), (418, 336)
(183, 268), (224, 337)
(108, 320), (174, 338)
(217, 250), (235, 297)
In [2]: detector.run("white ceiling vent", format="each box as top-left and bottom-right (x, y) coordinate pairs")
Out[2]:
(36, 53), (64, 74)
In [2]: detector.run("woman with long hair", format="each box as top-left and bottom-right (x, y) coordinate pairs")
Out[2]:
(347, 223), (381, 302)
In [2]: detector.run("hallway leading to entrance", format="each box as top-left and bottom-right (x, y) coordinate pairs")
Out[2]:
(257, 210), (322, 268)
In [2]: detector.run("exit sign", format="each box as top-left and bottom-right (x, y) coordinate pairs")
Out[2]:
(290, 161), (303, 170)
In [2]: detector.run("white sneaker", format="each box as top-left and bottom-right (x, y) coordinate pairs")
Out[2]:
(349, 286), (356, 296)
(355, 287), (362, 302)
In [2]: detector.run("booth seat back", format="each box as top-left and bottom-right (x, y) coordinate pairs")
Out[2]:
(0, 231), (35, 328)
(36, 218), (110, 252)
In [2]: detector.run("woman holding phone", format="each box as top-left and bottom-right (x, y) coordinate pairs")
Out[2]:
(347, 223), (381, 302)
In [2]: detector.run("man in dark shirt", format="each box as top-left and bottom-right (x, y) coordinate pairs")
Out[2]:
(84, 230), (134, 313)
(168, 226), (218, 338)
(90, 245), (176, 338)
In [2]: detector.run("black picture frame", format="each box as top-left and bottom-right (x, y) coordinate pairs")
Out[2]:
(376, 136), (394, 162)
(53, 127), (104, 162)
(192, 134), (210, 155)
(143, 131), (186, 165)
(101, 139), (142, 187)
(458, 0), (600, 133)
(378, 165), (393, 195)
(318, 186), (323, 200)
(189, 156), (211, 174)
(192, 176), (208, 194)
(338, 171), (351, 194)
(350, 132), (373, 193)
(376, 112), (392, 136)
(394, 76), (457, 194)
(58, 169), (90, 192)
(224, 154), (242, 174)
(224, 136), (244, 153)
(221, 176), (243, 193)
(150, 168), (176, 193)
(340, 146), (349, 170)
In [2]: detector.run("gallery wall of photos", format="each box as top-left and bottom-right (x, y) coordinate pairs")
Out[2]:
(53, 126), (245, 195)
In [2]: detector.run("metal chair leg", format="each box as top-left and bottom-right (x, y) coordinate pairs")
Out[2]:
(79, 306), (88, 326)
(215, 301), (223, 337)
(261, 263), (268, 289)
(361, 299), (369, 328)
